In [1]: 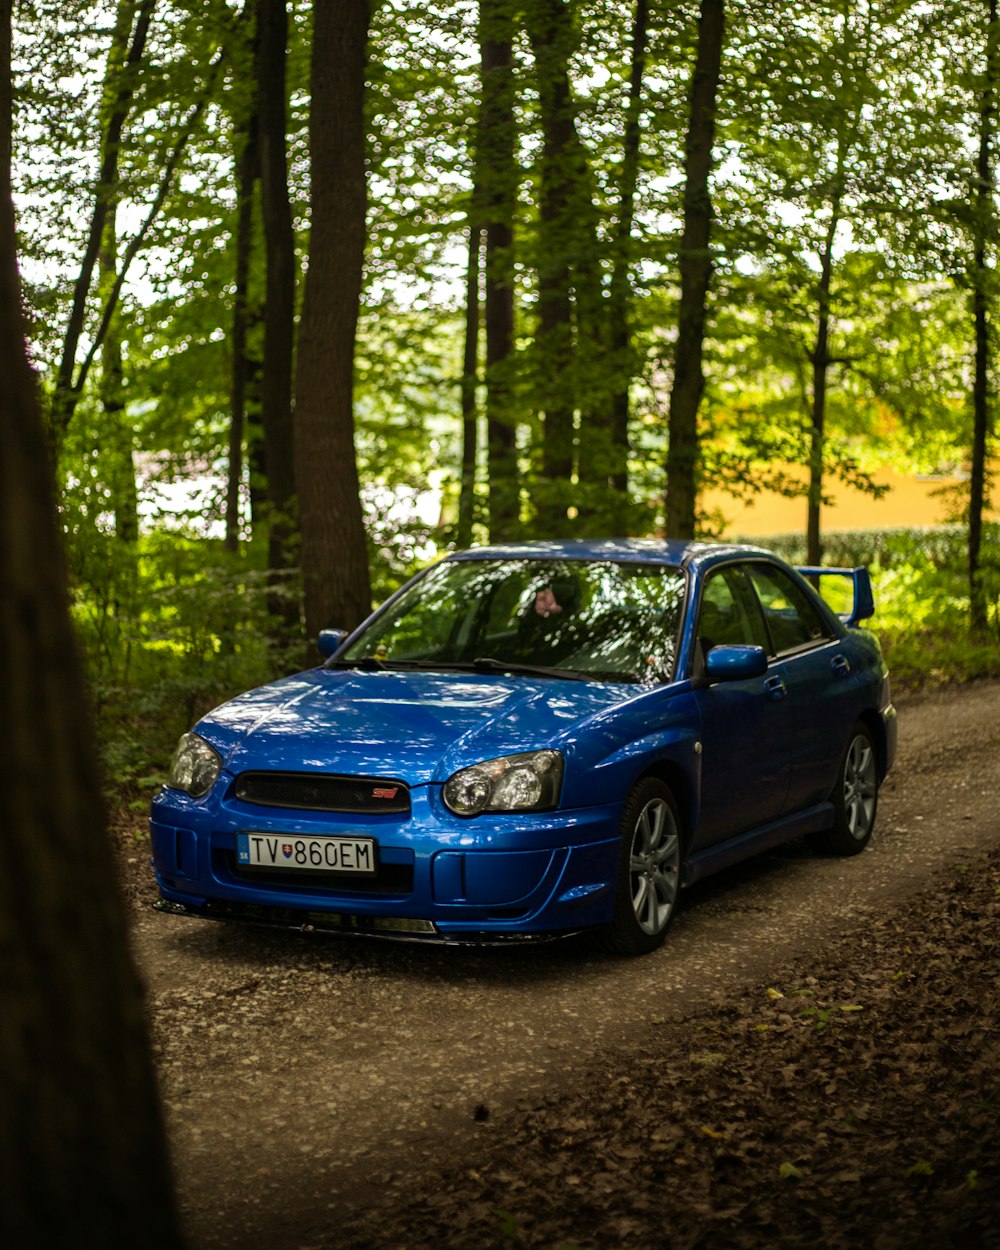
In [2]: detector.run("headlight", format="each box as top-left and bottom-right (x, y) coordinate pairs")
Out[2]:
(167, 733), (223, 798)
(443, 750), (563, 816)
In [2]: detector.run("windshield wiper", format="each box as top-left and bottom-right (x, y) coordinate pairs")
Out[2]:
(326, 656), (589, 681)
(467, 657), (589, 681)
(326, 657), (466, 673)
(325, 655), (387, 671)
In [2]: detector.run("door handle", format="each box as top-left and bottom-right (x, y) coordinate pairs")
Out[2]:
(764, 675), (787, 701)
(831, 655), (851, 679)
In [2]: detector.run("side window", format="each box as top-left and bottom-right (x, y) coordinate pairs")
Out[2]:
(746, 564), (833, 655)
(697, 567), (766, 653)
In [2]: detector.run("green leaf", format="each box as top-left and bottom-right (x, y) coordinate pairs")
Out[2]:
(779, 1162), (805, 1181)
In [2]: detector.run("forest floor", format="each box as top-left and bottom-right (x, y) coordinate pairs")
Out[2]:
(332, 844), (1000, 1250)
(118, 679), (1000, 1250)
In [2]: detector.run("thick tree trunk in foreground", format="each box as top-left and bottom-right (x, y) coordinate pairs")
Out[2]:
(480, 0), (520, 540)
(969, 0), (998, 632)
(664, 0), (724, 539)
(294, 0), (372, 639)
(0, 5), (181, 1242)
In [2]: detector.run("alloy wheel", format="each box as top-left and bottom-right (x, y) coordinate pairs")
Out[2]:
(843, 733), (877, 839)
(628, 796), (681, 935)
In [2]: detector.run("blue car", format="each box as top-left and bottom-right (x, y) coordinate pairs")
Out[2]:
(152, 540), (897, 955)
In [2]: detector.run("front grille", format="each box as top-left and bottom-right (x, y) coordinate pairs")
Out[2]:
(233, 772), (411, 815)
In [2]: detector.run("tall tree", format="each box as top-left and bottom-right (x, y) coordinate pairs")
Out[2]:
(50, 0), (154, 449)
(457, 213), (482, 549)
(802, 3), (876, 564)
(969, 0), (998, 631)
(96, 0), (139, 547)
(294, 0), (372, 639)
(100, 208), (139, 545)
(480, 0), (520, 540)
(664, 0), (725, 539)
(804, 127), (850, 565)
(0, 1), (181, 1241)
(717, 0), (894, 557)
(526, 0), (582, 533)
(607, 0), (648, 526)
(525, 0), (615, 528)
(256, 0), (298, 596)
(225, 17), (262, 553)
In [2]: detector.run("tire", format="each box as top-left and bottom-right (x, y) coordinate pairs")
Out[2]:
(604, 778), (682, 956)
(818, 722), (879, 856)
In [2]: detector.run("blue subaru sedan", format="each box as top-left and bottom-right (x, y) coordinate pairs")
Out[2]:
(151, 540), (897, 955)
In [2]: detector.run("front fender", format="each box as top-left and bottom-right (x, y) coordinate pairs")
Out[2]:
(558, 688), (702, 823)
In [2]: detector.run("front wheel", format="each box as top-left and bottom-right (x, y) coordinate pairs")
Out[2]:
(818, 722), (879, 856)
(604, 778), (682, 956)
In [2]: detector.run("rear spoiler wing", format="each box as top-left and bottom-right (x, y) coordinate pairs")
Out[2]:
(796, 565), (875, 627)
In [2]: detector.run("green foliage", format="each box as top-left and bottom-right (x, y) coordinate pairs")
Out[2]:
(905, 1159), (935, 1181)
(9, 0), (1000, 801)
(68, 523), (302, 804)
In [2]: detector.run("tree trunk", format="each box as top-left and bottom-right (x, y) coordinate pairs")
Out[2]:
(226, 55), (260, 554)
(608, 0), (648, 526)
(525, 0), (611, 526)
(294, 0), (372, 641)
(457, 215), (482, 550)
(50, 0), (154, 450)
(805, 203), (840, 565)
(525, 0), (577, 534)
(100, 205), (139, 545)
(664, 0), (724, 540)
(480, 0), (520, 540)
(0, 4), (182, 1240)
(804, 115), (853, 566)
(256, 0), (298, 614)
(969, 0), (998, 632)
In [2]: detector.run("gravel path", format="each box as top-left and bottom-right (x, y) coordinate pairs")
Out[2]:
(120, 679), (1000, 1248)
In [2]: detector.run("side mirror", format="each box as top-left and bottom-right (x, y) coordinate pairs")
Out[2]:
(317, 628), (349, 658)
(704, 644), (768, 683)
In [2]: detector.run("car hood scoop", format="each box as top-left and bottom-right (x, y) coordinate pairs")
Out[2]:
(196, 667), (628, 785)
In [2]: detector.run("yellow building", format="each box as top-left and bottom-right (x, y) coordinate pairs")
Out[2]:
(701, 467), (992, 539)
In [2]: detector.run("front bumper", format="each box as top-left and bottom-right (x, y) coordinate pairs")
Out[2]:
(150, 780), (622, 940)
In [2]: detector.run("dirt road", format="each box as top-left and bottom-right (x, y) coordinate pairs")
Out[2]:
(125, 680), (1000, 1248)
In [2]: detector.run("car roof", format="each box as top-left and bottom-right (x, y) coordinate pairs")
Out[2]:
(446, 538), (774, 569)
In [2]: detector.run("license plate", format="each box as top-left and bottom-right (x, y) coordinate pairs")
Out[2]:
(236, 833), (377, 875)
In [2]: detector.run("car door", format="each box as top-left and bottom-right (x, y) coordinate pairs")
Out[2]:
(743, 562), (851, 814)
(690, 564), (794, 850)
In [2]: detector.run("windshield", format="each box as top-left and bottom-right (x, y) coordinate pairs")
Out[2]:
(339, 558), (686, 684)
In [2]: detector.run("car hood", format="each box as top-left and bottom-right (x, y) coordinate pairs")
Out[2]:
(196, 667), (633, 785)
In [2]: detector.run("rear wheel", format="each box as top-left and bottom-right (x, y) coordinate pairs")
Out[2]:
(604, 778), (682, 956)
(818, 722), (878, 856)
